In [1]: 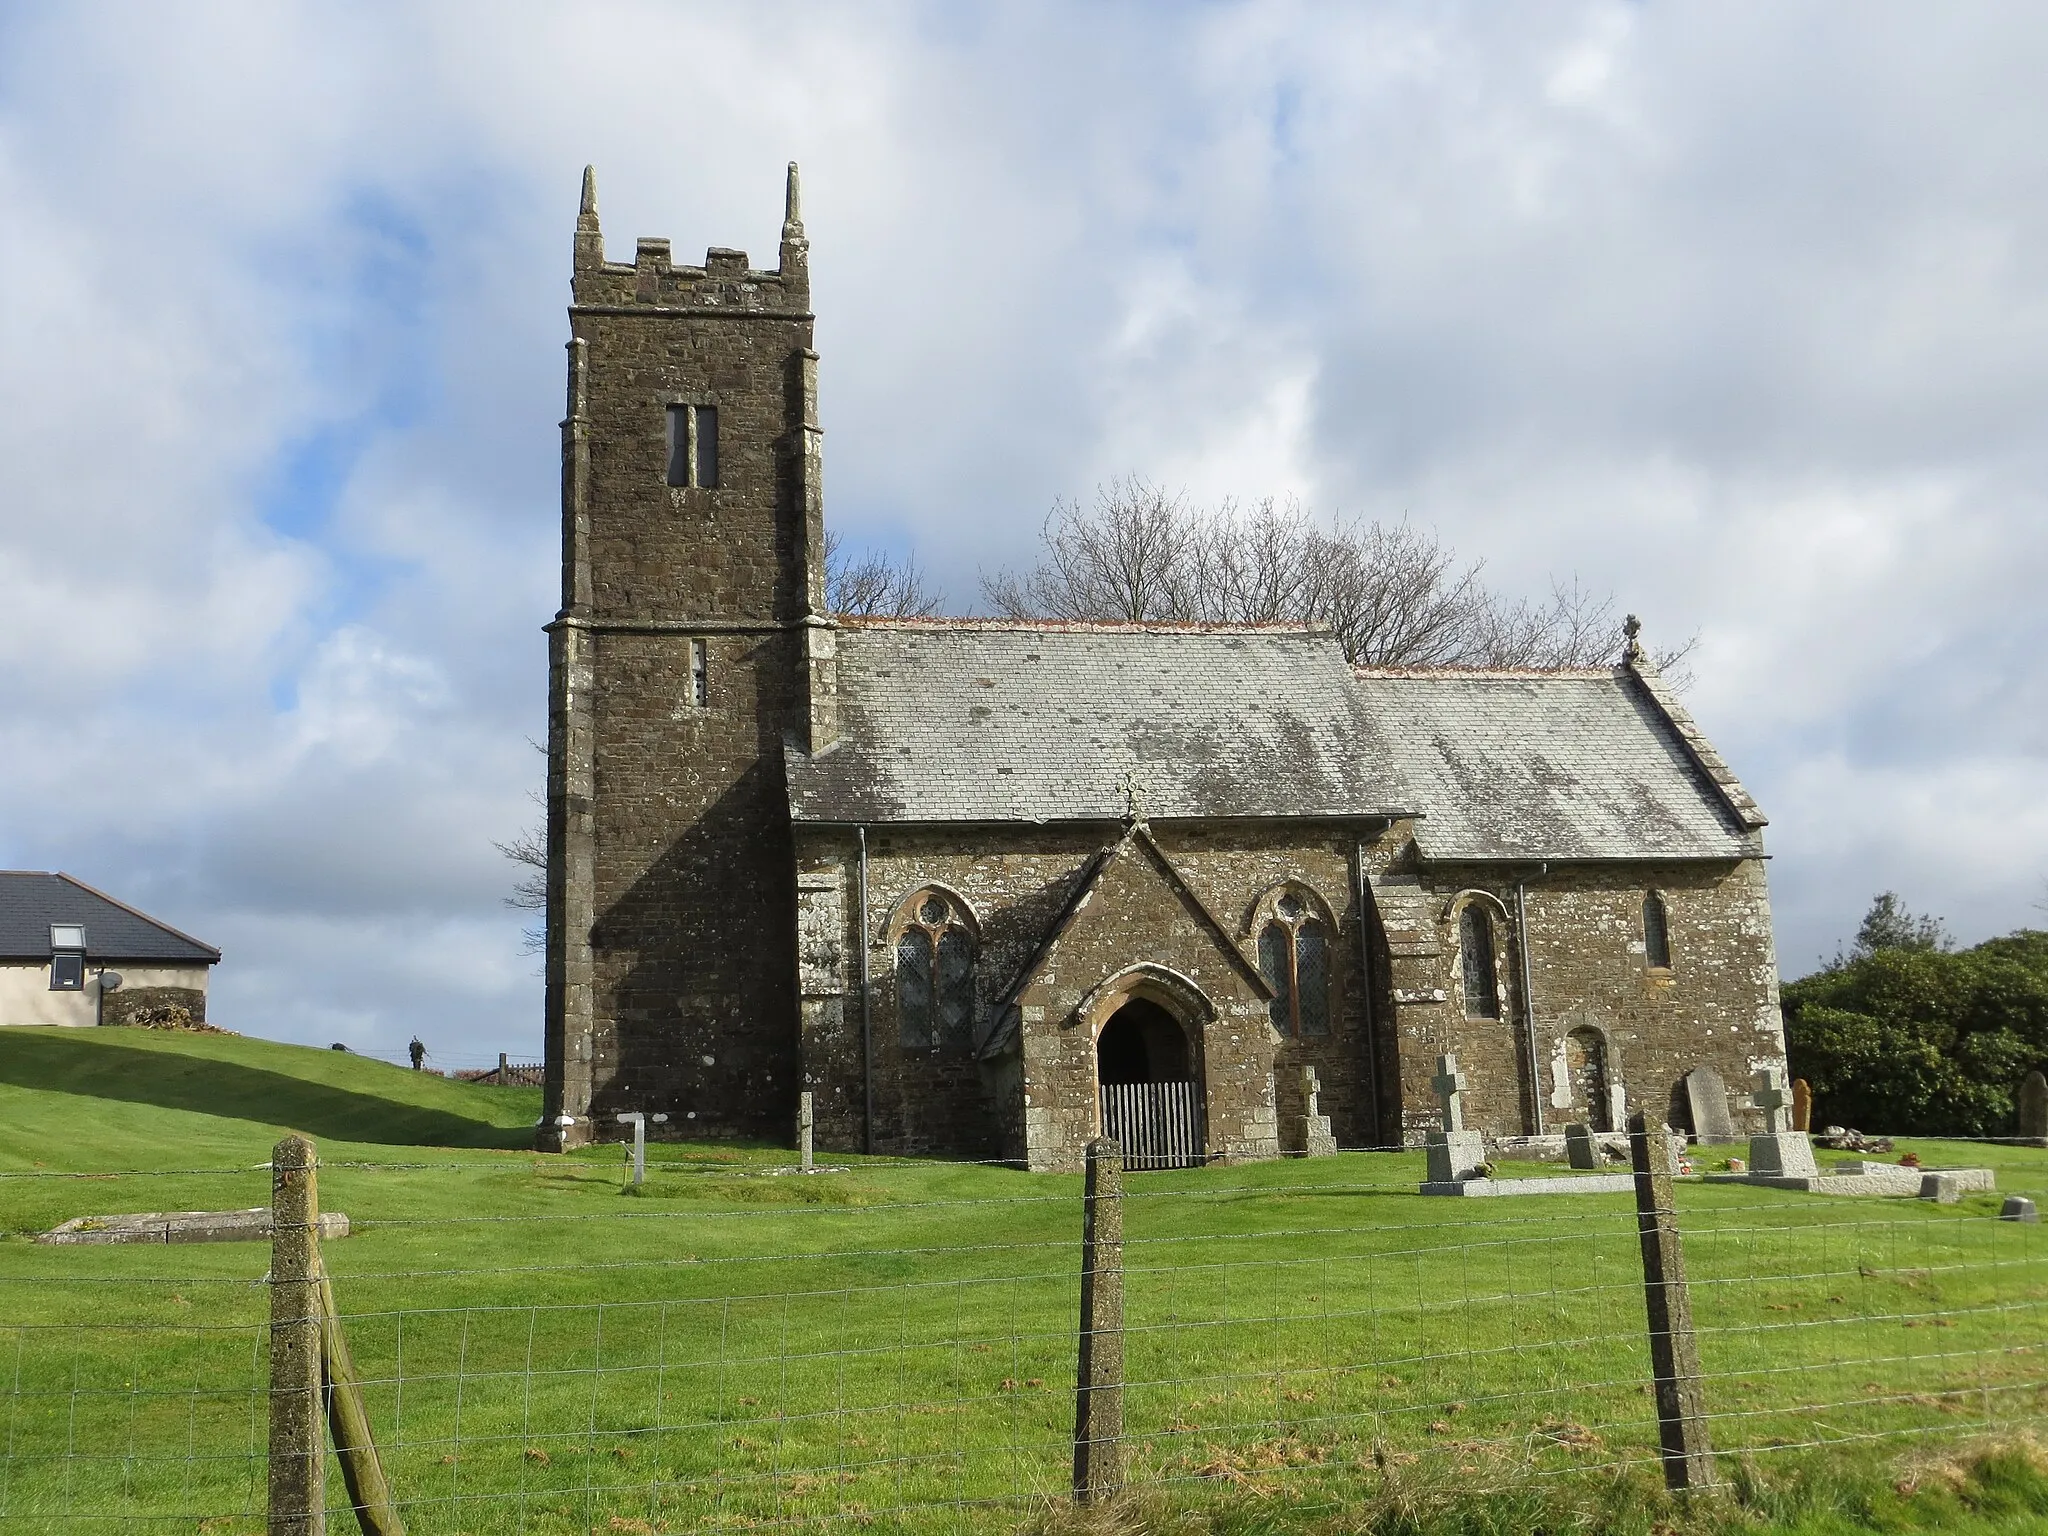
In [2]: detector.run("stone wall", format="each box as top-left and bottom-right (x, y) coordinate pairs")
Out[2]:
(792, 815), (1783, 1166)
(792, 821), (1391, 1169)
(1371, 839), (1784, 1145)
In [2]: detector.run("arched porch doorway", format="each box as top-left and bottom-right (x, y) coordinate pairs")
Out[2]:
(1095, 994), (1204, 1170)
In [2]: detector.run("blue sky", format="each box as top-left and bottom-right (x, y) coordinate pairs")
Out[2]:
(2, 2), (2045, 1064)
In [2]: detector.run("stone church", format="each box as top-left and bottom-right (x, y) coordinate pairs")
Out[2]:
(539, 168), (1788, 1171)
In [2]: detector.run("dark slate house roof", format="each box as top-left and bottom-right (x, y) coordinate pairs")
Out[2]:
(785, 622), (1765, 862)
(0, 872), (220, 964)
(1350, 668), (1762, 861)
(786, 622), (1416, 825)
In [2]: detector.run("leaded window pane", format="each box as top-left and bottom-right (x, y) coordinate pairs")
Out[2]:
(1259, 922), (1293, 1035)
(937, 927), (975, 1047)
(1644, 893), (1671, 969)
(1296, 921), (1330, 1036)
(896, 929), (935, 1048)
(919, 896), (948, 926)
(1460, 905), (1500, 1018)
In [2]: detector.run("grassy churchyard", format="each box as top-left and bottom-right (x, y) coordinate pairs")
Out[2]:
(3, 1026), (2048, 1535)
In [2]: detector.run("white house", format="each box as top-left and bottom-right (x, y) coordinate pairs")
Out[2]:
(0, 871), (219, 1028)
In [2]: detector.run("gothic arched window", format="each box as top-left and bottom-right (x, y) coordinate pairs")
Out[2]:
(895, 892), (975, 1050)
(1258, 893), (1330, 1038)
(1459, 903), (1501, 1019)
(1643, 892), (1672, 971)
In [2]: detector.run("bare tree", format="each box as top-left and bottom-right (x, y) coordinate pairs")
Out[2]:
(496, 747), (548, 957)
(826, 530), (946, 618)
(982, 478), (1695, 678)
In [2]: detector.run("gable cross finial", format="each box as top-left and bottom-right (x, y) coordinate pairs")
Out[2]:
(1119, 768), (1146, 827)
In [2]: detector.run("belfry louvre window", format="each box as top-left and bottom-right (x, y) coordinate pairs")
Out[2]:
(665, 404), (720, 489)
(1459, 904), (1501, 1019)
(1644, 892), (1672, 970)
(895, 892), (974, 1050)
(1258, 894), (1330, 1038)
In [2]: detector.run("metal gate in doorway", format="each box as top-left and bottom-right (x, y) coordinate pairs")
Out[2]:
(1099, 1080), (1204, 1170)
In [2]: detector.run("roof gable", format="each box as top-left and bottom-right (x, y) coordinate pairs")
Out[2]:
(983, 825), (1273, 1055)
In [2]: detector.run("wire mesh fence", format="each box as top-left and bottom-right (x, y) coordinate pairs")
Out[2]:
(2, 1136), (2045, 1534)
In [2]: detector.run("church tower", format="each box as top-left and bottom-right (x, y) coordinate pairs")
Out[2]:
(541, 166), (833, 1150)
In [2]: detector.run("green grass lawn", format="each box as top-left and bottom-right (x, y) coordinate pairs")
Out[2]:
(2, 1024), (2047, 1536)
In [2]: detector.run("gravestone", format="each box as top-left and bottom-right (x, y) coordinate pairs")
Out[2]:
(2001, 1196), (2039, 1224)
(1791, 1078), (1812, 1133)
(1684, 1065), (1739, 1145)
(2018, 1070), (2048, 1145)
(1745, 1064), (1818, 1179)
(1425, 1054), (1486, 1184)
(1300, 1066), (1337, 1158)
(1564, 1122), (1600, 1170)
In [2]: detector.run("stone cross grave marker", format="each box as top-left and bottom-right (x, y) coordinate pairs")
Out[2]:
(1432, 1055), (1468, 1133)
(2019, 1070), (2048, 1144)
(1424, 1054), (1486, 1185)
(1745, 1064), (1818, 1179)
(1300, 1066), (1337, 1158)
(1751, 1064), (1789, 1133)
(1683, 1065), (1738, 1145)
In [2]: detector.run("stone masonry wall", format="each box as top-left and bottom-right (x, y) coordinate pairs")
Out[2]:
(1374, 849), (1784, 1145)
(792, 821), (1394, 1169)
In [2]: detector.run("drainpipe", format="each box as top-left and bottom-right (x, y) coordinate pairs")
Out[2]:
(1353, 837), (1383, 1148)
(857, 826), (874, 1155)
(1514, 866), (1548, 1135)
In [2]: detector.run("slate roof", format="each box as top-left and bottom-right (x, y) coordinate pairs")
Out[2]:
(1350, 668), (1760, 861)
(0, 872), (220, 964)
(786, 622), (1415, 825)
(784, 622), (1764, 863)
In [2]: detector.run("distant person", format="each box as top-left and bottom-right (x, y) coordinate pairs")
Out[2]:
(408, 1037), (425, 1071)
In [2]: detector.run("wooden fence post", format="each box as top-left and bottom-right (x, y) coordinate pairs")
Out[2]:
(1628, 1111), (1717, 1492)
(269, 1135), (325, 1535)
(320, 1271), (407, 1536)
(1072, 1137), (1125, 1504)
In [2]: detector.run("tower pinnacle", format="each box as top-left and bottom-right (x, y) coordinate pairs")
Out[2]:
(778, 161), (809, 292)
(574, 165), (603, 270)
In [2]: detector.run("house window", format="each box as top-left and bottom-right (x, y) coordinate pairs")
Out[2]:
(1459, 904), (1501, 1018)
(689, 638), (709, 707)
(1644, 892), (1672, 970)
(665, 404), (720, 489)
(1258, 893), (1330, 1038)
(895, 892), (974, 1050)
(51, 952), (85, 990)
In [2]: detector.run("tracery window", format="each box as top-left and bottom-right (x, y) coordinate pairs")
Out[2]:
(1258, 893), (1330, 1038)
(1459, 903), (1501, 1019)
(1643, 892), (1672, 970)
(895, 892), (975, 1050)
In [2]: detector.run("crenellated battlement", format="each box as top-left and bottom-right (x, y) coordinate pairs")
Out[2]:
(570, 163), (810, 313)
